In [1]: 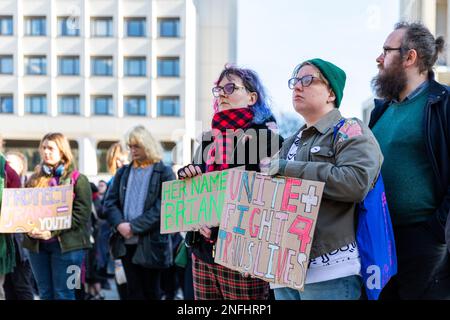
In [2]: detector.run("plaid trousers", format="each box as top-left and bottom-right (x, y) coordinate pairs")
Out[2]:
(192, 253), (269, 300)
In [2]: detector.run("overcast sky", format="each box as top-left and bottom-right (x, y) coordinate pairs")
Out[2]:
(237, 0), (400, 121)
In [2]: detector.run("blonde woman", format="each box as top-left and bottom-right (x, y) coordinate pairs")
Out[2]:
(103, 125), (175, 300)
(23, 133), (92, 300)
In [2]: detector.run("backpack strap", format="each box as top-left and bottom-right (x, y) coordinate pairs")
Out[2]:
(333, 118), (346, 141)
(71, 170), (80, 186)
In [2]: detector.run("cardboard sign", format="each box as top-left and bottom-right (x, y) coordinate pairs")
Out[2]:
(0, 185), (74, 233)
(161, 170), (229, 234)
(214, 169), (324, 291)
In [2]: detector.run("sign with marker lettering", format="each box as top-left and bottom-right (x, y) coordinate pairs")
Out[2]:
(214, 169), (324, 291)
(161, 170), (229, 234)
(0, 185), (74, 233)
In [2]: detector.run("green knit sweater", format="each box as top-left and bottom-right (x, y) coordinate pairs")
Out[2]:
(372, 89), (439, 226)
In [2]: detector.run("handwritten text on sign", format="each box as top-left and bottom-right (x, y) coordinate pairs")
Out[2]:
(0, 185), (74, 233)
(161, 170), (228, 233)
(214, 169), (324, 291)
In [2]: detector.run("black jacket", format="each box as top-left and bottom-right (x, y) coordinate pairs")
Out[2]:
(185, 119), (284, 264)
(369, 76), (450, 246)
(103, 161), (176, 269)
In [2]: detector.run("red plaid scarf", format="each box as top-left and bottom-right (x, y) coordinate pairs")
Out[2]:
(206, 108), (254, 172)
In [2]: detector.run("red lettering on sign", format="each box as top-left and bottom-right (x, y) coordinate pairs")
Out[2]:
(281, 178), (301, 213)
(223, 232), (233, 264)
(249, 208), (260, 238)
(288, 216), (313, 253)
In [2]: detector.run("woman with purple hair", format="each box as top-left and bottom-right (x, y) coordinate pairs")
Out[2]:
(177, 64), (283, 300)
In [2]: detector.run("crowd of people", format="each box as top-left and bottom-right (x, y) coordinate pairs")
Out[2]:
(1, 22), (450, 300)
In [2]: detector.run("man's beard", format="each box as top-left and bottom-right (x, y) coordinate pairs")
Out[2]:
(371, 57), (407, 101)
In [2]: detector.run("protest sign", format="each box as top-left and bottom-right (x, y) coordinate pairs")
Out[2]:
(161, 170), (229, 234)
(214, 169), (324, 291)
(0, 185), (74, 233)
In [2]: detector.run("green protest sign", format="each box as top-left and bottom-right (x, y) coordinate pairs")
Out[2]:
(161, 170), (229, 234)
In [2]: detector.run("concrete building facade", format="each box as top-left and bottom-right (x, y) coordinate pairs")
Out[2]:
(0, 0), (237, 178)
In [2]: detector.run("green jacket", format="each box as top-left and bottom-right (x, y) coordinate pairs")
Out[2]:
(23, 170), (92, 254)
(272, 109), (383, 258)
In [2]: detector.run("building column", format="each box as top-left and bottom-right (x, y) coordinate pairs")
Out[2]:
(422, 0), (437, 34)
(77, 136), (97, 176)
(16, 0), (24, 116)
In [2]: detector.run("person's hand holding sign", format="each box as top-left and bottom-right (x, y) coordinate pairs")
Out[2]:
(28, 228), (52, 240)
(177, 164), (202, 180)
(199, 225), (212, 239)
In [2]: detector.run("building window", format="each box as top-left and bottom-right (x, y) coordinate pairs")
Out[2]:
(124, 96), (146, 116)
(57, 17), (80, 36)
(0, 95), (13, 113)
(58, 95), (80, 115)
(124, 57), (146, 76)
(24, 17), (46, 36)
(0, 55), (13, 74)
(58, 56), (80, 75)
(25, 56), (46, 75)
(91, 56), (113, 76)
(25, 95), (47, 114)
(161, 142), (176, 165)
(91, 17), (113, 37)
(158, 18), (180, 37)
(0, 16), (13, 35)
(157, 96), (180, 117)
(92, 96), (113, 115)
(157, 57), (179, 77)
(124, 18), (146, 37)
(4, 139), (79, 172)
(4, 140), (40, 172)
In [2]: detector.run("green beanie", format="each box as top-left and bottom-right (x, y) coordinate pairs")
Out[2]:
(306, 58), (346, 108)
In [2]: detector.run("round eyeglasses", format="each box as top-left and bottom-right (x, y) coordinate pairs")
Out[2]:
(212, 83), (246, 97)
(288, 74), (320, 89)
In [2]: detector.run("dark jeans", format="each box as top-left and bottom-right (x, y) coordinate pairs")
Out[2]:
(380, 221), (450, 300)
(121, 244), (162, 300)
(161, 265), (184, 299)
(4, 259), (34, 300)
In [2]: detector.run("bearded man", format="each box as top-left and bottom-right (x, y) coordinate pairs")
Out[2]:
(369, 22), (450, 300)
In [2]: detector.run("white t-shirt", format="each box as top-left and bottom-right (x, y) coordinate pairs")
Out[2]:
(271, 131), (361, 288)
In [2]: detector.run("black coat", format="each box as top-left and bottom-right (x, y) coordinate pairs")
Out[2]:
(369, 75), (450, 247)
(185, 119), (284, 264)
(103, 161), (176, 269)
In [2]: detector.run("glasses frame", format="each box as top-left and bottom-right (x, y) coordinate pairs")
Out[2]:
(382, 46), (408, 56)
(212, 83), (246, 97)
(288, 73), (322, 90)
